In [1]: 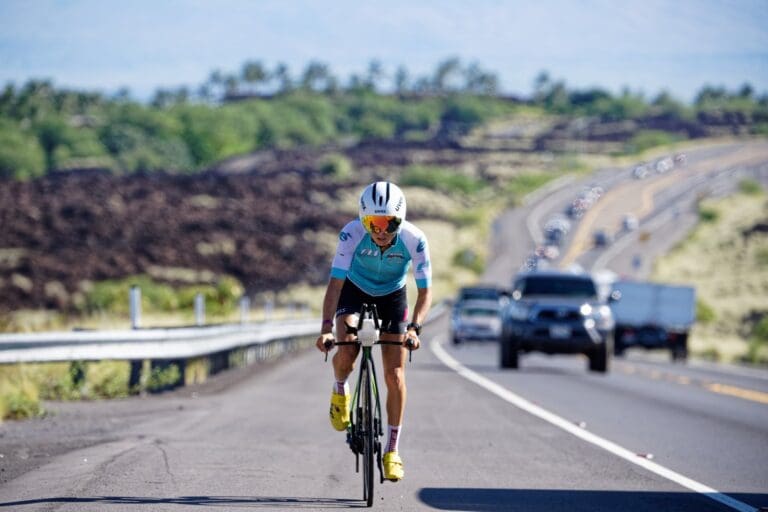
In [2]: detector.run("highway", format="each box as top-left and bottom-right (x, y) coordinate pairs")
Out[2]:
(0, 141), (766, 511)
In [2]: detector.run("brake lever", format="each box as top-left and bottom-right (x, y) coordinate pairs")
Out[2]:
(405, 337), (415, 362)
(323, 340), (334, 362)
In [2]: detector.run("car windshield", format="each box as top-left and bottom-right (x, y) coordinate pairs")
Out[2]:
(461, 307), (498, 317)
(460, 288), (499, 300)
(518, 277), (597, 298)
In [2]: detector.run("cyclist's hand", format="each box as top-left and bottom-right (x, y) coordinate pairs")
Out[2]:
(405, 333), (421, 351)
(316, 333), (334, 353)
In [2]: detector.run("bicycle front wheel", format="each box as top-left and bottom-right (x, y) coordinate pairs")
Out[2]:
(361, 355), (375, 507)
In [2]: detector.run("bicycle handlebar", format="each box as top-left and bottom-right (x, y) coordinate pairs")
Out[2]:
(323, 337), (416, 362)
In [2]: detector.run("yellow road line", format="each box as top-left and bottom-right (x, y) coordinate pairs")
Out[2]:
(705, 383), (768, 405)
(619, 362), (768, 405)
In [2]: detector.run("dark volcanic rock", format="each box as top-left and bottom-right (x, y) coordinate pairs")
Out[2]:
(0, 168), (349, 312)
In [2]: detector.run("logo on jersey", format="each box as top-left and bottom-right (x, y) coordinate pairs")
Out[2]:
(339, 231), (350, 241)
(417, 261), (431, 272)
(386, 253), (405, 260)
(360, 248), (380, 257)
(416, 240), (425, 253)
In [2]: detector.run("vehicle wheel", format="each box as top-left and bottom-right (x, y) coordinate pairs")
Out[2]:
(500, 335), (519, 369)
(589, 333), (612, 373)
(613, 332), (625, 357)
(671, 335), (688, 362)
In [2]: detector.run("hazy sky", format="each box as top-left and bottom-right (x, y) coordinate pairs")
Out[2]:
(1, 0), (766, 102)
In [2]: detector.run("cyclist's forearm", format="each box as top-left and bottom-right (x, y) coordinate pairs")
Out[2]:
(410, 287), (432, 325)
(321, 278), (344, 333)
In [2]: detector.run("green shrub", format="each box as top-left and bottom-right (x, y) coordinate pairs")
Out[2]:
(401, 165), (485, 195)
(625, 130), (681, 154)
(756, 248), (768, 266)
(738, 179), (762, 195)
(82, 275), (243, 316)
(452, 210), (483, 227)
(696, 299), (717, 324)
(753, 123), (768, 136)
(506, 172), (554, 203)
(698, 207), (719, 223)
(753, 316), (768, 343)
(452, 248), (484, 274)
(4, 387), (43, 420)
(319, 153), (353, 180)
(87, 361), (130, 398)
(746, 316), (768, 364)
(0, 120), (46, 179)
(0, 368), (43, 420)
(146, 363), (181, 391)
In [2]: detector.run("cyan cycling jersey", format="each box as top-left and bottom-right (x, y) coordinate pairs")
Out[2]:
(330, 219), (432, 296)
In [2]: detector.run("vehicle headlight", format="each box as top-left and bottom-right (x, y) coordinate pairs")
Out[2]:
(507, 303), (530, 321)
(592, 305), (614, 328)
(581, 303), (613, 329)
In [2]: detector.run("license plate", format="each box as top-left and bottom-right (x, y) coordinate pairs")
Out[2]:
(550, 325), (572, 339)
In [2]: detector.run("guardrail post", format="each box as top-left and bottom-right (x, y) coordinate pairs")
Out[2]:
(129, 360), (143, 392)
(129, 285), (143, 392)
(195, 293), (205, 326)
(265, 298), (274, 321)
(240, 296), (251, 324)
(130, 286), (141, 329)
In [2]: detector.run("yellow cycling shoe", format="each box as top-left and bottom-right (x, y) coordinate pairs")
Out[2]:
(383, 451), (404, 481)
(329, 391), (350, 431)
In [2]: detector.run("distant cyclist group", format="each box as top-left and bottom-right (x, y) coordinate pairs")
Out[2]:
(316, 181), (432, 482)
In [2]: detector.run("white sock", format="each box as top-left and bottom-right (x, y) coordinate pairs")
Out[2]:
(386, 424), (401, 453)
(334, 380), (349, 395)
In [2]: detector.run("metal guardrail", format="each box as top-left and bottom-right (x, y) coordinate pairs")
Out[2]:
(0, 318), (319, 364)
(0, 300), (450, 366)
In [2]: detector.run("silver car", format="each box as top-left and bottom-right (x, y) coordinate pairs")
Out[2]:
(451, 299), (502, 344)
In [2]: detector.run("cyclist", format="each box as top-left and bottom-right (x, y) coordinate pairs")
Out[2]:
(316, 181), (432, 482)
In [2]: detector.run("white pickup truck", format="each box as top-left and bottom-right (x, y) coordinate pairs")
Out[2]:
(610, 280), (696, 361)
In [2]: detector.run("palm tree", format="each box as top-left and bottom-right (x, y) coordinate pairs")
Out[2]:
(300, 60), (331, 92)
(241, 60), (268, 95)
(394, 66), (409, 97)
(272, 62), (293, 94)
(464, 62), (498, 95)
(365, 59), (384, 92)
(432, 57), (462, 93)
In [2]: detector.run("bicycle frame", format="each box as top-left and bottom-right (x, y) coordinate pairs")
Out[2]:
(326, 302), (412, 506)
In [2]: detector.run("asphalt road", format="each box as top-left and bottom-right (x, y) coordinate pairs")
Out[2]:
(1, 140), (767, 511)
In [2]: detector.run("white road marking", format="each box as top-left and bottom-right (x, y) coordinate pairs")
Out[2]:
(430, 338), (758, 512)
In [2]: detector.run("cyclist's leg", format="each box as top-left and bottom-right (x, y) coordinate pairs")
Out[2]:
(377, 287), (408, 480)
(380, 336), (407, 425)
(329, 281), (362, 431)
(332, 279), (365, 382)
(376, 285), (409, 427)
(332, 313), (360, 381)
(380, 338), (406, 480)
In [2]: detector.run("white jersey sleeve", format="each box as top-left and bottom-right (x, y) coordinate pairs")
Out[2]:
(400, 221), (432, 289)
(329, 220), (366, 280)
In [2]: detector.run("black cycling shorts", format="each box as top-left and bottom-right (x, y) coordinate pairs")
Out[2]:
(336, 279), (408, 335)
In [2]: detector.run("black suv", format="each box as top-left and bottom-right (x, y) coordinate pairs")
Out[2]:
(500, 270), (617, 373)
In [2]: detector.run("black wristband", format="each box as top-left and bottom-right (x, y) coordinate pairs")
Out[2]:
(406, 322), (422, 335)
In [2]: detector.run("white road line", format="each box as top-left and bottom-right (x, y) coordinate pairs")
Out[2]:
(430, 338), (758, 512)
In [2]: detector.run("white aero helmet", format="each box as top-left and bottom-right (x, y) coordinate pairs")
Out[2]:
(359, 181), (406, 234)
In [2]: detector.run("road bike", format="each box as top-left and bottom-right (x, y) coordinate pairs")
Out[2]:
(324, 303), (413, 507)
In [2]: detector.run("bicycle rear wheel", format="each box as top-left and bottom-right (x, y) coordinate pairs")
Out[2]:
(361, 355), (374, 507)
